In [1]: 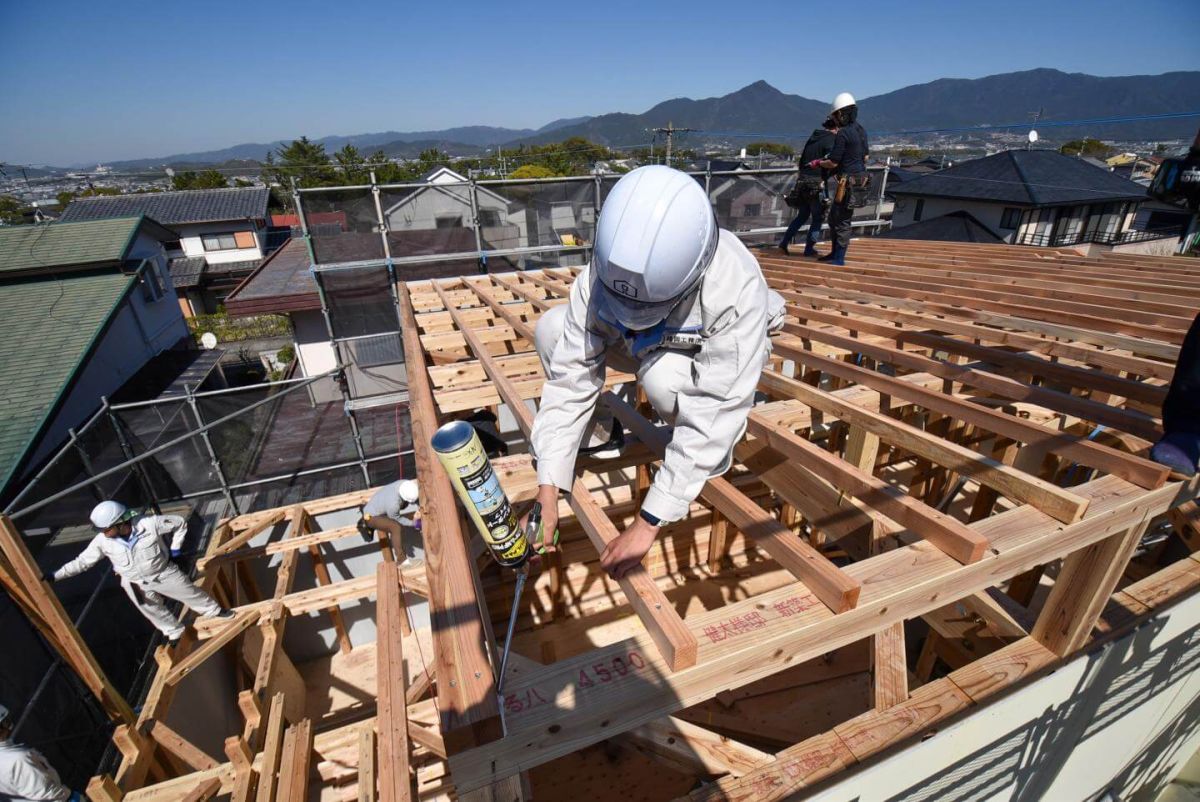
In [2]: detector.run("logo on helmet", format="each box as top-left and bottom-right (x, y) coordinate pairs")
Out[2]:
(612, 279), (638, 299)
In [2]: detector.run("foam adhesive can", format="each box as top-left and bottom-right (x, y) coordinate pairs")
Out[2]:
(431, 420), (528, 568)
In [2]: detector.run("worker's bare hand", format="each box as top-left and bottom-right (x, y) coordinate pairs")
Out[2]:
(600, 517), (659, 580)
(520, 485), (561, 560)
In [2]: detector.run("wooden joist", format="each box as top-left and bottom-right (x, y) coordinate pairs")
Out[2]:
(377, 561), (413, 802)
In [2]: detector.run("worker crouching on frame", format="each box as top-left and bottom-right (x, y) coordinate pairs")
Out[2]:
(358, 479), (423, 563)
(526, 165), (785, 579)
(52, 501), (232, 644)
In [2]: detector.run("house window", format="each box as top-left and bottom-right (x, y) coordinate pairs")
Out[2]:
(162, 239), (182, 252)
(743, 203), (762, 217)
(435, 215), (463, 229)
(202, 231), (256, 251)
(139, 259), (164, 302)
(999, 207), (1021, 229)
(913, 199), (925, 222)
(478, 209), (502, 227)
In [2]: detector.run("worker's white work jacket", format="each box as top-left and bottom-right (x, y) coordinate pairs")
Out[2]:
(531, 229), (783, 523)
(0, 738), (70, 801)
(53, 514), (187, 584)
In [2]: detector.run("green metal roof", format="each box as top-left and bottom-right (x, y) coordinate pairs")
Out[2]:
(0, 217), (144, 275)
(0, 271), (134, 493)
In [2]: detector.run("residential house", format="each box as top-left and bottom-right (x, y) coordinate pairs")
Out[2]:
(59, 187), (272, 316)
(874, 210), (1003, 244)
(224, 238), (405, 404)
(0, 217), (189, 504)
(886, 149), (1183, 253)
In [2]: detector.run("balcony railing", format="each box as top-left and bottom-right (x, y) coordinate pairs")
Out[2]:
(1015, 226), (1186, 248)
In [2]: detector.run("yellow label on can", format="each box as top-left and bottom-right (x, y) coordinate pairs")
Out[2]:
(433, 422), (528, 568)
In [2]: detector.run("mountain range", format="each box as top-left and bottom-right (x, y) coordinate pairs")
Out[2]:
(100, 69), (1200, 169)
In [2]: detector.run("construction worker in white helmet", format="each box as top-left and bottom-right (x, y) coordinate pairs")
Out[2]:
(809, 92), (870, 266)
(0, 703), (80, 801)
(51, 501), (232, 644)
(359, 479), (423, 563)
(526, 165), (786, 580)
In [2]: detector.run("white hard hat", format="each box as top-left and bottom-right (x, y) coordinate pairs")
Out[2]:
(593, 165), (717, 331)
(831, 92), (856, 113)
(90, 500), (129, 530)
(398, 480), (419, 504)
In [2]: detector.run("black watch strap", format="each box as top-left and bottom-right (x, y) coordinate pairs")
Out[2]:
(639, 509), (661, 527)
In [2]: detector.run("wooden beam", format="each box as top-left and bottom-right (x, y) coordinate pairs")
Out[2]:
(745, 416), (989, 564)
(603, 392), (861, 611)
(0, 515), (134, 724)
(146, 720), (218, 771)
(1032, 511), (1153, 656)
(774, 344), (1168, 489)
(398, 282), (501, 752)
(872, 622), (907, 710)
(254, 693), (287, 802)
(757, 369), (1090, 524)
(377, 561), (413, 802)
(202, 510), (286, 561)
(443, 281), (698, 670)
(358, 726), (376, 802)
(274, 719), (313, 802)
(307, 540), (354, 654)
(163, 610), (257, 686)
(198, 523), (363, 571)
(223, 736), (256, 802)
(179, 777), (221, 802)
(623, 716), (772, 778)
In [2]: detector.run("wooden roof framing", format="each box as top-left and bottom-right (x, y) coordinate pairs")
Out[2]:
(54, 238), (1200, 801)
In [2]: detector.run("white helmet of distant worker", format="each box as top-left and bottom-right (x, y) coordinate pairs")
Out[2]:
(398, 480), (420, 505)
(593, 165), (718, 331)
(90, 500), (130, 530)
(831, 92), (856, 113)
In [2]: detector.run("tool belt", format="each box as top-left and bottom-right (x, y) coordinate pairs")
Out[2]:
(835, 173), (872, 208)
(784, 176), (823, 208)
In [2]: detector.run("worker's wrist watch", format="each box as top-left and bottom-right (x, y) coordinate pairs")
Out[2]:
(638, 509), (661, 528)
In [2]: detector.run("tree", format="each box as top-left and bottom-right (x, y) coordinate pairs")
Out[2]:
(508, 164), (557, 179)
(1060, 138), (1112, 158)
(333, 145), (371, 184)
(894, 147), (926, 160)
(746, 141), (794, 158)
(262, 137), (337, 189)
(233, 178), (254, 188)
(0, 195), (25, 225)
(56, 185), (121, 209)
(171, 169), (228, 190)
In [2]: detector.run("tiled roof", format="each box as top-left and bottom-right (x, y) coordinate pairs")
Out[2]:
(0, 272), (134, 493)
(203, 258), (261, 276)
(0, 217), (144, 275)
(169, 257), (206, 288)
(888, 149), (1149, 207)
(876, 211), (1004, 244)
(224, 238), (319, 315)
(59, 187), (270, 225)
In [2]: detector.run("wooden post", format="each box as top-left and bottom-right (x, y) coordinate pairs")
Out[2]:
(377, 562), (412, 802)
(1032, 513), (1153, 656)
(358, 726), (377, 802)
(0, 515), (134, 724)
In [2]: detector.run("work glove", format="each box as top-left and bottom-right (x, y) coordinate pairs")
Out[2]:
(357, 517), (375, 543)
(170, 548), (183, 559)
(807, 159), (823, 170)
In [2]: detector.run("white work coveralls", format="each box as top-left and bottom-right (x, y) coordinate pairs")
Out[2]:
(531, 229), (785, 523)
(53, 515), (222, 640)
(0, 738), (71, 801)
(362, 482), (422, 561)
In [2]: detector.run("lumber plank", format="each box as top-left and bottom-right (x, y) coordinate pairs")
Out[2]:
(604, 392), (861, 611)
(275, 719), (313, 802)
(180, 777), (221, 802)
(163, 609), (257, 686)
(685, 730), (854, 802)
(872, 623), (907, 710)
(377, 562), (413, 802)
(147, 721), (218, 771)
(745, 416), (989, 564)
(757, 369), (1090, 524)
(254, 693), (287, 802)
(398, 282), (502, 751)
(775, 343), (1168, 489)
(624, 716), (772, 778)
(358, 726), (376, 802)
(834, 678), (972, 762)
(945, 637), (1057, 703)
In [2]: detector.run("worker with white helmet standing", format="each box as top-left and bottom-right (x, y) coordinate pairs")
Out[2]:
(51, 501), (231, 644)
(809, 92), (870, 266)
(359, 479), (423, 563)
(526, 165), (785, 579)
(0, 703), (79, 801)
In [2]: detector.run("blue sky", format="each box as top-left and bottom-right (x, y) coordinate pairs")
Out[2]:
(2, 0), (1198, 165)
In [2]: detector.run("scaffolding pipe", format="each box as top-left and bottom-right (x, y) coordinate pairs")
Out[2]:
(8, 371), (336, 521)
(185, 383), (239, 516)
(105, 397), (161, 516)
(3, 403), (110, 514)
(107, 373), (317, 410)
(170, 450), (410, 501)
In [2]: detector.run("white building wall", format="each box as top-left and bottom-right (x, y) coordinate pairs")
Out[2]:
(290, 309), (340, 403)
(890, 196), (1019, 242)
(177, 221), (265, 264)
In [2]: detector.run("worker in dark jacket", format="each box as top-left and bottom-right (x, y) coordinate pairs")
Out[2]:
(810, 92), (869, 266)
(779, 117), (837, 256)
(1151, 311), (1200, 476)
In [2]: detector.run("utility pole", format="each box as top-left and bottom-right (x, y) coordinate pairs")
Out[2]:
(651, 121), (696, 167)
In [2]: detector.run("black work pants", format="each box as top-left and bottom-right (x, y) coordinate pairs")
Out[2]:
(1164, 311), (1200, 435)
(781, 191), (824, 248)
(827, 194), (853, 252)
